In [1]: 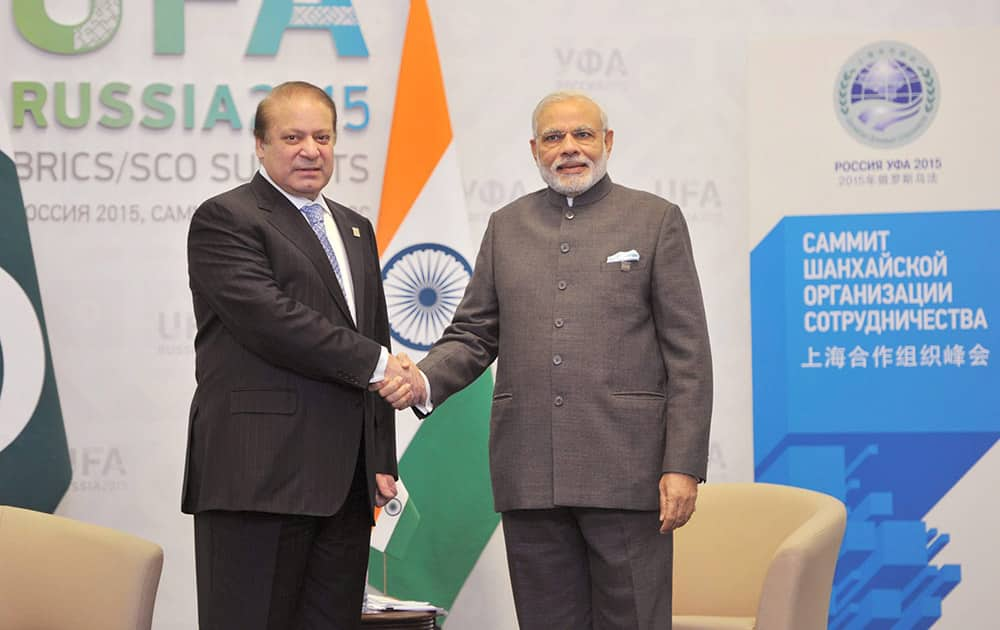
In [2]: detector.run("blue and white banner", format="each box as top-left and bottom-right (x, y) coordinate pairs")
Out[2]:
(750, 30), (1000, 628)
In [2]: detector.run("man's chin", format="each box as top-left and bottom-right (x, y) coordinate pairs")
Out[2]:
(291, 177), (325, 194)
(551, 175), (594, 196)
(287, 184), (322, 198)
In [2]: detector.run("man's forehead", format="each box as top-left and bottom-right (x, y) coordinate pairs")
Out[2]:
(271, 96), (327, 114)
(268, 99), (334, 127)
(537, 99), (601, 127)
(272, 118), (333, 130)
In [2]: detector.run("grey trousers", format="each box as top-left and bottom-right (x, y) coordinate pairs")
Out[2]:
(501, 507), (673, 630)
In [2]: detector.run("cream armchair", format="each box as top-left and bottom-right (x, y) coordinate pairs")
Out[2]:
(673, 482), (847, 630)
(0, 505), (164, 630)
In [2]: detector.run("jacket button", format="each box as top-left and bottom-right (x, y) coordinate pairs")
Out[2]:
(557, 280), (567, 290)
(554, 396), (564, 406)
(553, 355), (563, 366)
(554, 318), (564, 328)
(565, 211), (575, 220)
(559, 242), (570, 253)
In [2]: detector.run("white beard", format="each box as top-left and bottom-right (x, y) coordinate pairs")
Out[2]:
(537, 147), (609, 197)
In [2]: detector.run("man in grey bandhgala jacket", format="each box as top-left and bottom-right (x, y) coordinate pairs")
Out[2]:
(378, 91), (713, 630)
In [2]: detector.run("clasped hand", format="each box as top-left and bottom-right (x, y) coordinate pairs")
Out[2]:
(369, 352), (426, 409)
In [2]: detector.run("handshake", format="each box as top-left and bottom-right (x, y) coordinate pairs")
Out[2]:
(369, 352), (427, 410)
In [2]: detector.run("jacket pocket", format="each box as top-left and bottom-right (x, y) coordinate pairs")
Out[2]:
(492, 392), (513, 401)
(600, 258), (648, 272)
(612, 391), (665, 400)
(230, 388), (298, 414)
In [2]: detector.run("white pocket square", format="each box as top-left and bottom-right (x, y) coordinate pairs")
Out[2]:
(606, 249), (640, 264)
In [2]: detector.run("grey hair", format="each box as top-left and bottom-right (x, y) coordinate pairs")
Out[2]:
(531, 91), (609, 136)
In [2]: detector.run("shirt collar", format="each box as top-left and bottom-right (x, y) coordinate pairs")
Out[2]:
(259, 167), (330, 215)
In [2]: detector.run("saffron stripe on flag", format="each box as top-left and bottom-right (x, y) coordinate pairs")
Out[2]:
(375, 0), (451, 257)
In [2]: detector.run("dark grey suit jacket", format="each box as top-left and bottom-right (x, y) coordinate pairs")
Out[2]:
(419, 175), (712, 512)
(182, 173), (396, 517)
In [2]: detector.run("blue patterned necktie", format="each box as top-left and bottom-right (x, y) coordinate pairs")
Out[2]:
(300, 203), (349, 304)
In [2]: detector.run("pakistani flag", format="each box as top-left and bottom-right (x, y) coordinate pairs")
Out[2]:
(0, 106), (71, 511)
(368, 0), (499, 616)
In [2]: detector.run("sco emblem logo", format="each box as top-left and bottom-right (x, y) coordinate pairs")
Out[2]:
(834, 41), (939, 148)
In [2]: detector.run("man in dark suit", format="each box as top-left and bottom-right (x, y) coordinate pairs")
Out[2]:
(379, 91), (713, 629)
(183, 81), (414, 630)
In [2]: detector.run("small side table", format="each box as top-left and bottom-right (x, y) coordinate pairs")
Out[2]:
(360, 610), (440, 629)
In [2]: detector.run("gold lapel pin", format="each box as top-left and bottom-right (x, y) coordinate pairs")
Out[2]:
(351, 227), (361, 238)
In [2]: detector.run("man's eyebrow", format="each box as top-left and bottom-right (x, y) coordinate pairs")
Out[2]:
(540, 126), (596, 134)
(278, 127), (333, 134)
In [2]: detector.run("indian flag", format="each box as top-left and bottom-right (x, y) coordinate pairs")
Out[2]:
(368, 0), (499, 616)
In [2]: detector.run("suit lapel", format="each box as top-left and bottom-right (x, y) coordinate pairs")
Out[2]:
(250, 175), (356, 327)
(328, 199), (368, 331)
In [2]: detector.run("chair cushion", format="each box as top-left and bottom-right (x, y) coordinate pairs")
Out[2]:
(673, 615), (756, 630)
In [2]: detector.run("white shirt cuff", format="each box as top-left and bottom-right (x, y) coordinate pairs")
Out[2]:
(369, 347), (389, 383)
(415, 370), (434, 414)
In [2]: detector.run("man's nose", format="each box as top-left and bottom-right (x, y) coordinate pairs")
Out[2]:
(300, 138), (320, 157)
(558, 136), (580, 155)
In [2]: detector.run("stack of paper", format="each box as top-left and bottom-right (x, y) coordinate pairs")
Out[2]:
(362, 592), (446, 615)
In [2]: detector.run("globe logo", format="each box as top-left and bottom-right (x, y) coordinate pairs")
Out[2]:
(834, 41), (939, 148)
(382, 243), (472, 351)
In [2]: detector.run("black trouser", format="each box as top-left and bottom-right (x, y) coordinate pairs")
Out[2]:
(194, 457), (370, 630)
(502, 506), (673, 630)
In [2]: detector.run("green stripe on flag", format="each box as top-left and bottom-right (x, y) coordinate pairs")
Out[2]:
(369, 372), (498, 615)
